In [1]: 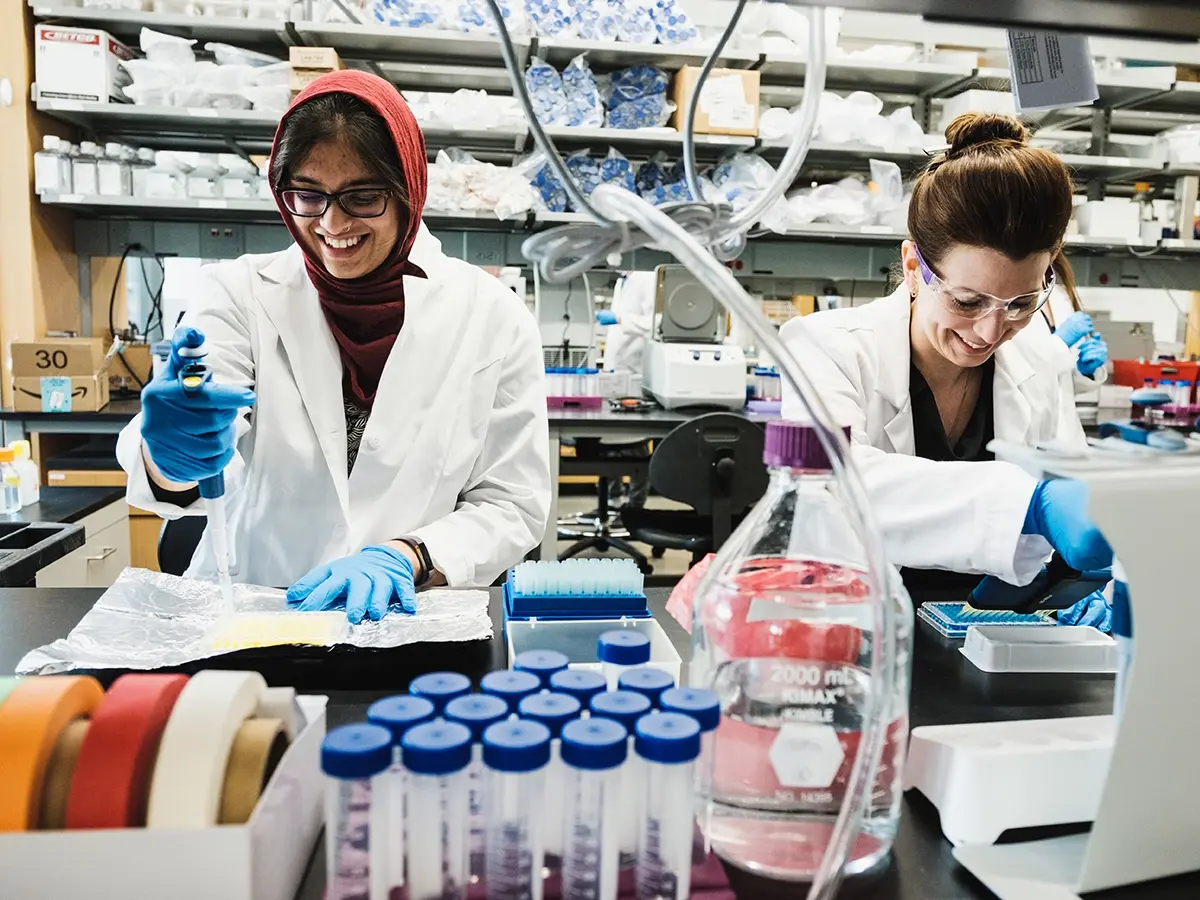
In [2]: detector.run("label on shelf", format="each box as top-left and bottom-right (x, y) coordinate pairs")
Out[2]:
(861, 226), (894, 235)
(199, 200), (229, 209)
(189, 109), (220, 118)
(59, 195), (83, 203)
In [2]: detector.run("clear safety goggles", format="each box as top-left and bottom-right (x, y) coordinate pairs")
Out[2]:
(914, 245), (1055, 322)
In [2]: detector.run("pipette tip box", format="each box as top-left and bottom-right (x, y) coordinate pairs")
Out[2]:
(917, 601), (1057, 640)
(503, 562), (650, 622)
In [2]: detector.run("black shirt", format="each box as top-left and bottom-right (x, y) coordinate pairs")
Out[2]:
(900, 357), (996, 604)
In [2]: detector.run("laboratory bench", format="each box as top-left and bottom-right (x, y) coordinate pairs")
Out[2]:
(1, 485), (126, 527)
(0, 398), (141, 440)
(0, 586), (1196, 899)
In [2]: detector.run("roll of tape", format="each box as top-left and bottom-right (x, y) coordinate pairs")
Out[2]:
(256, 686), (303, 740)
(39, 719), (89, 830)
(0, 676), (22, 711)
(66, 673), (190, 829)
(145, 670), (266, 829)
(218, 718), (289, 825)
(0, 676), (104, 832)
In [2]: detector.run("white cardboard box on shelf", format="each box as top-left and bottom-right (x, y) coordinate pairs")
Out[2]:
(937, 89), (1017, 130)
(34, 25), (134, 104)
(1075, 199), (1141, 239)
(0, 695), (327, 900)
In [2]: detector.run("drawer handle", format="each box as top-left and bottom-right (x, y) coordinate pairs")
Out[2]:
(86, 547), (118, 563)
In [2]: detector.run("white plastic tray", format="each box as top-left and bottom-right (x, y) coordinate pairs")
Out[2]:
(961, 625), (1116, 673)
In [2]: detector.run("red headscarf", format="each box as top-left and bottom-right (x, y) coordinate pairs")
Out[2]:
(270, 71), (429, 408)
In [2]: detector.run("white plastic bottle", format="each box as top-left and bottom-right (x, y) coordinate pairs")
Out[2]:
(690, 420), (913, 881)
(9, 441), (40, 508)
(34, 136), (72, 194)
(0, 449), (21, 515)
(72, 141), (101, 196)
(131, 148), (156, 197)
(97, 143), (133, 197)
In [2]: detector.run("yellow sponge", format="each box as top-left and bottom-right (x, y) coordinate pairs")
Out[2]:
(206, 611), (349, 652)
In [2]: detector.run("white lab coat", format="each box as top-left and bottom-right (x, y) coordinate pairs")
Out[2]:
(780, 286), (1087, 585)
(600, 270), (657, 374)
(118, 225), (551, 588)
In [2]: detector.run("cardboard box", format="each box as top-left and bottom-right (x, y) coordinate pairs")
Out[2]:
(0, 695), (326, 900)
(35, 24), (133, 104)
(11, 337), (108, 377)
(13, 374), (111, 413)
(672, 67), (760, 137)
(48, 470), (128, 487)
(289, 46), (342, 70)
(111, 343), (154, 392)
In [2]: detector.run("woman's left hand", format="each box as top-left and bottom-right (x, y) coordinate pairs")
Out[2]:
(1076, 336), (1108, 378)
(1057, 588), (1112, 632)
(286, 545), (417, 623)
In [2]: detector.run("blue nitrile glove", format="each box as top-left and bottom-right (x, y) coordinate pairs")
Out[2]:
(596, 310), (618, 326)
(1056, 311), (1094, 348)
(140, 326), (256, 485)
(286, 544), (417, 624)
(1057, 588), (1113, 632)
(1023, 479), (1114, 572)
(1076, 336), (1108, 378)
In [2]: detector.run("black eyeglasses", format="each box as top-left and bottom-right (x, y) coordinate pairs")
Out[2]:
(280, 187), (392, 219)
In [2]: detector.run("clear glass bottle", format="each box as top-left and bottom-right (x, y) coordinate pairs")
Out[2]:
(131, 148), (156, 198)
(9, 441), (40, 508)
(0, 449), (21, 515)
(72, 141), (101, 196)
(690, 420), (912, 882)
(97, 142), (133, 197)
(34, 135), (72, 194)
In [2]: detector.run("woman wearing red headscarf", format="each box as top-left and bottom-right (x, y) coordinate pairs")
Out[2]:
(117, 72), (551, 623)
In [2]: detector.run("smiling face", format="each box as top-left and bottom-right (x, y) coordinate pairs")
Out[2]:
(903, 241), (1050, 369)
(287, 138), (401, 280)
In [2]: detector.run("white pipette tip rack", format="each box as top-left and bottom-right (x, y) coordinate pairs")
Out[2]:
(509, 559), (645, 599)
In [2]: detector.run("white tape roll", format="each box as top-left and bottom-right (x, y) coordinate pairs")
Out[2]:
(145, 670), (267, 829)
(256, 686), (304, 740)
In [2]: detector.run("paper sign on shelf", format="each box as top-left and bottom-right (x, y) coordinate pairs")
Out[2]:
(1006, 30), (1099, 113)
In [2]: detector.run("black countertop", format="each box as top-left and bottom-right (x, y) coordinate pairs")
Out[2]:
(1, 588), (1195, 899)
(1, 486), (126, 527)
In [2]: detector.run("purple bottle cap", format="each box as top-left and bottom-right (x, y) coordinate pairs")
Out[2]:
(763, 421), (850, 471)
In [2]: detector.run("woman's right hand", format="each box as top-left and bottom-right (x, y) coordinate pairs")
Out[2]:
(140, 327), (256, 485)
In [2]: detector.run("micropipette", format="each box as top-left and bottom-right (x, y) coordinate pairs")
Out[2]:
(178, 356), (234, 610)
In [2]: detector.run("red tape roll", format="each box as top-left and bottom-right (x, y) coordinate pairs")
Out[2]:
(65, 674), (189, 829)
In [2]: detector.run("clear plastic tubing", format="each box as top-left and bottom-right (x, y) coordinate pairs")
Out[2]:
(659, 687), (720, 851)
(560, 718), (628, 900)
(517, 691), (583, 863)
(512, 649), (570, 689)
(634, 713), (701, 900)
(480, 669), (542, 715)
(444, 693), (510, 883)
(322, 723), (394, 900)
(549, 669), (607, 712)
(408, 672), (471, 715)
(588, 690), (652, 862)
(367, 695), (437, 899)
(617, 667), (675, 709)
(401, 721), (473, 900)
(598, 630), (652, 690)
(482, 720), (553, 900)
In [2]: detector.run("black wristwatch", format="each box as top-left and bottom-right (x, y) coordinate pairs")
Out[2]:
(396, 536), (433, 586)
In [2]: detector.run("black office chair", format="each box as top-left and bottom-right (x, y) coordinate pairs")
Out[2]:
(621, 413), (768, 567)
(557, 441), (654, 573)
(158, 516), (206, 576)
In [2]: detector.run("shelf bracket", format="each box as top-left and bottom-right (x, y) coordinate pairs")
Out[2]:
(223, 138), (254, 166)
(329, 0), (364, 25)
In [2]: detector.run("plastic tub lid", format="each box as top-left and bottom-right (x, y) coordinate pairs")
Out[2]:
(444, 694), (510, 742)
(634, 712), (702, 765)
(482, 720), (552, 773)
(548, 669), (607, 706)
(480, 670), (541, 712)
(597, 630), (651, 666)
(561, 718), (628, 771)
(408, 672), (471, 710)
(366, 695), (436, 745)
(512, 650), (570, 685)
(401, 721), (473, 776)
(659, 687), (720, 732)
(588, 690), (651, 729)
(616, 667), (675, 707)
(321, 724), (393, 779)
(517, 692), (582, 737)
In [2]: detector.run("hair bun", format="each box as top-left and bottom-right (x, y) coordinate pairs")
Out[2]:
(944, 112), (1029, 155)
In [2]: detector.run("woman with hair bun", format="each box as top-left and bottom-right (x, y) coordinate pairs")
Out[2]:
(781, 113), (1112, 626)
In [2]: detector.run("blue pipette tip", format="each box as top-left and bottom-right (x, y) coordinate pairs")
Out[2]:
(659, 687), (720, 732)
(635, 712), (702, 764)
(408, 672), (472, 711)
(597, 630), (651, 665)
(321, 723), (393, 779)
(479, 670), (542, 712)
(517, 691), (582, 737)
(616, 667), (675, 707)
(444, 693), (510, 742)
(512, 650), (570, 685)
(367, 695), (436, 744)
(561, 717), (628, 771)
(401, 721), (473, 776)
(548, 669), (606, 706)
(482, 720), (552, 773)
(589, 690), (652, 729)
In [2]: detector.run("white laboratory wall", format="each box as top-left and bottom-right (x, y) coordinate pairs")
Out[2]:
(161, 258), (207, 336)
(1076, 288), (1189, 349)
